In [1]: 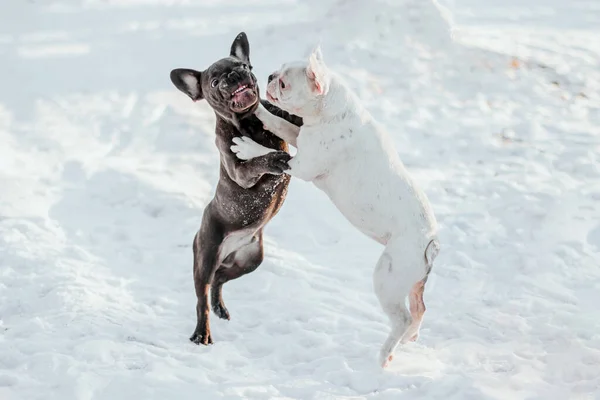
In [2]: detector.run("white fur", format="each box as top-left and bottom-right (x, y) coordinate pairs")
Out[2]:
(181, 73), (200, 99)
(232, 49), (439, 368)
(231, 136), (274, 160)
(255, 103), (300, 147)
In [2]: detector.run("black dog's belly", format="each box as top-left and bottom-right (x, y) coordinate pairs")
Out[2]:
(215, 169), (290, 229)
(210, 114), (291, 229)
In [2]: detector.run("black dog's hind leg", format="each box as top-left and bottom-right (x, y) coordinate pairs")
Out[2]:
(190, 209), (224, 345)
(211, 231), (264, 320)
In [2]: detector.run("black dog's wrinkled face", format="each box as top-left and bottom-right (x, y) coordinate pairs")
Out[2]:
(170, 32), (259, 117)
(205, 56), (258, 113)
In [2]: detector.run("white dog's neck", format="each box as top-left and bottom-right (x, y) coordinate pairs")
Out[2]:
(302, 72), (365, 127)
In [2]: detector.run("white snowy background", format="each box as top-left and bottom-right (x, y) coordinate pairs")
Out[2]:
(1, 0), (599, 399)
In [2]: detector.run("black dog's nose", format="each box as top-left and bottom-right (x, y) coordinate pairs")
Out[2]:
(268, 74), (275, 83)
(228, 70), (241, 81)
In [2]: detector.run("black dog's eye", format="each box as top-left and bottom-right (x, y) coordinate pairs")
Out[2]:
(211, 79), (218, 88)
(242, 64), (252, 70)
(279, 80), (286, 89)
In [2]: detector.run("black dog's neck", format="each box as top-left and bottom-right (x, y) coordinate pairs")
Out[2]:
(215, 100), (260, 135)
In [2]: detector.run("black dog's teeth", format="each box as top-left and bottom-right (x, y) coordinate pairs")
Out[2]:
(231, 85), (249, 97)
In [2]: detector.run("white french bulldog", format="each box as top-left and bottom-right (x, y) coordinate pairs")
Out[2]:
(231, 47), (440, 368)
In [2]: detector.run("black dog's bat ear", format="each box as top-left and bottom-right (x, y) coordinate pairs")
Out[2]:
(170, 68), (203, 101)
(230, 32), (250, 65)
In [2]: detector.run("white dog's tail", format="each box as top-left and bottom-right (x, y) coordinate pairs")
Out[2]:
(423, 237), (440, 282)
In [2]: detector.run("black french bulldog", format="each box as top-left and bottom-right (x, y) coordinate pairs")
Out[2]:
(170, 32), (301, 345)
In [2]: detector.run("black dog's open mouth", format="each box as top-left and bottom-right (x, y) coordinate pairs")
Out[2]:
(230, 82), (258, 112)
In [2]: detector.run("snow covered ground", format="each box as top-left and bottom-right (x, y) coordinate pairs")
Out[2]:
(1, 0), (599, 398)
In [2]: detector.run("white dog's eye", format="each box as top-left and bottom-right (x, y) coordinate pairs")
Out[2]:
(211, 79), (218, 88)
(279, 80), (286, 89)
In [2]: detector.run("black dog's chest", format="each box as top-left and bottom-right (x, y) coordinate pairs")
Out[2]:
(241, 115), (285, 150)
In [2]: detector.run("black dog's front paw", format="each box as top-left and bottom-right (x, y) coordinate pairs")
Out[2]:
(190, 327), (213, 345)
(262, 151), (291, 175)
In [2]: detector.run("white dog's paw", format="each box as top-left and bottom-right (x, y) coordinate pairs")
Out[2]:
(379, 351), (394, 369)
(231, 136), (274, 160)
(231, 136), (257, 160)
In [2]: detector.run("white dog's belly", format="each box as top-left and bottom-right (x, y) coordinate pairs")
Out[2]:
(319, 161), (436, 246)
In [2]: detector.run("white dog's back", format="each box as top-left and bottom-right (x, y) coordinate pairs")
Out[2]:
(302, 73), (437, 251)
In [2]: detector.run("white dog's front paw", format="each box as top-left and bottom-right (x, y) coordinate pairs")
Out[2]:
(231, 136), (275, 160)
(231, 136), (257, 160)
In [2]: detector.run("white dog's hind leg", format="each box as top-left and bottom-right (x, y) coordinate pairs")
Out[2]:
(402, 238), (440, 343)
(373, 252), (412, 368)
(378, 309), (411, 368)
(405, 279), (427, 343)
(405, 239), (437, 342)
(231, 136), (277, 160)
(373, 240), (431, 368)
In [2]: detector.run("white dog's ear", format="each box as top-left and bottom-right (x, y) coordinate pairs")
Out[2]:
(230, 32), (251, 65)
(306, 46), (329, 95)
